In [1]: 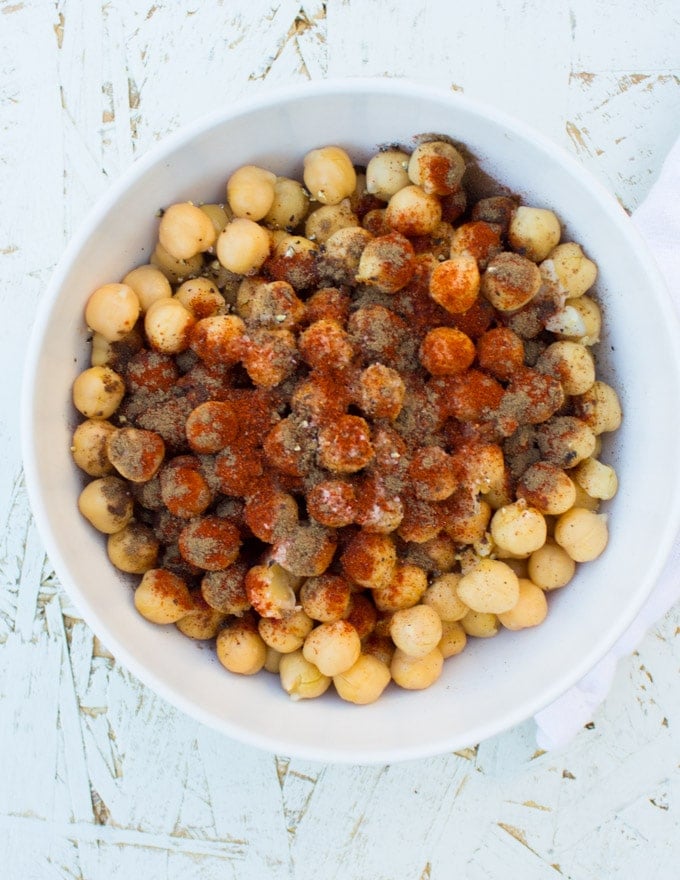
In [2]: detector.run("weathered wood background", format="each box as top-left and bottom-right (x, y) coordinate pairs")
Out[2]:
(2, 1), (680, 877)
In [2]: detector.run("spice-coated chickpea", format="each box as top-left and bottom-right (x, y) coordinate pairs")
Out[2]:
(190, 314), (246, 365)
(245, 562), (298, 619)
(355, 363), (406, 421)
(340, 531), (397, 590)
(385, 185), (442, 236)
(481, 251), (542, 312)
(175, 277), (226, 319)
(419, 326), (476, 376)
(355, 232), (416, 294)
(299, 574), (352, 623)
(107, 523), (159, 574)
(134, 568), (193, 625)
(71, 418), (117, 476)
(305, 200), (358, 244)
(78, 476), (133, 534)
(573, 381), (623, 435)
(372, 563), (428, 613)
(407, 141), (466, 196)
(536, 340), (595, 396)
(258, 609), (315, 654)
(175, 592), (226, 640)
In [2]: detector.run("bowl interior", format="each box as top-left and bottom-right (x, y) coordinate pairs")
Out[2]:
(23, 80), (680, 762)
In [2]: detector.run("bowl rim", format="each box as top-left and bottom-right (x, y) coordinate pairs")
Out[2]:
(21, 76), (680, 763)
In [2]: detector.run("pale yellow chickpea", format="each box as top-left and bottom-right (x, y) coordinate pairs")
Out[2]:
(85, 283), (141, 342)
(264, 177), (310, 230)
(216, 618), (267, 675)
(390, 646), (444, 690)
(305, 200), (358, 244)
(438, 620), (467, 658)
(150, 242), (203, 284)
(543, 242), (597, 298)
(264, 646), (282, 674)
(123, 264), (173, 312)
(365, 149), (411, 201)
(175, 593), (226, 640)
(78, 475), (133, 533)
(554, 507), (609, 562)
(460, 609), (499, 638)
(303, 145), (357, 205)
(279, 650), (331, 700)
(72, 366), (125, 419)
(216, 218), (271, 275)
(389, 605), (443, 659)
(199, 202), (231, 235)
(71, 418), (116, 476)
(536, 340), (595, 396)
(407, 141), (466, 195)
(546, 295), (602, 345)
(421, 573), (468, 621)
(490, 502), (547, 556)
(159, 202), (217, 260)
(500, 556), (529, 579)
(133, 569), (193, 625)
(227, 164), (277, 221)
(302, 620), (361, 677)
(333, 654), (391, 704)
(245, 563), (298, 619)
(528, 540), (576, 590)
(90, 332), (115, 367)
(572, 481), (602, 512)
(107, 522), (159, 574)
(144, 297), (195, 354)
(174, 277), (226, 318)
(497, 578), (548, 630)
(372, 563), (428, 613)
(258, 609), (315, 654)
(573, 458), (618, 500)
(456, 559), (520, 614)
(385, 185), (442, 236)
(508, 206), (561, 262)
(574, 381), (623, 435)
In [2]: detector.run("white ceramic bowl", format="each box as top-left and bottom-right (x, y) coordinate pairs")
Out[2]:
(22, 79), (680, 763)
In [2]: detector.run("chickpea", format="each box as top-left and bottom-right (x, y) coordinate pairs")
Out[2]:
(242, 328), (298, 389)
(419, 326), (476, 376)
(542, 242), (597, 298)
(174, 277), (226, 319)
(268, 234), (319, 289)
(123, 264), (172, 312)
(450, 220), (503, 269)
(528, 540), (576, 590)
(185, 400), (239, 454)
(238, 279), (305, 330)
(264, 176), (310, 230)
(245, 563), (298, 619)
(421, 573), (468, 621)
(216, 218), (271, 275)
(78, 476), (133, 534)
(390, 647), (444, 690)
(476, 327), (525, 380)
(516, 462), (576, 515)
(438, 620), (467, 659)
(178, 516), (241, 571)
(299, 574), (352, 622)
(355, 232), (416, 294)
(302, 620), (361, 677)
(573, 457), (618, 500)
(174, 591), (226, 640)
(71, 418), (116, 476)
(497, 578), (548, 630)
(150, 242), (203, 284)
(333, 654), (392, 705)
(389, 605), (443, 659)
(306, 479), (357, 528)
(317, 415), (374, 474)
(134, 568), (193, 624)
(305, 200), (358, 244)
(460, 609), (499, 638)
(340, 531), (397, 589)
(264, 646), (282, 674)
(72, 365), (125, 419)
(554, 507), (609, 562)
(85, 283), (140, 342)
(355, 363), (406, 421)
(303, 145), (357, 205)
(372, 563), (428, 613)
(536, 341), (595, 396)
(201, 561), (251, 615)
(385, 185), (442, 236)
(573, 381), (623, 435)
(158, 202), (217, 260)
(536, 416), (597, 469)
(481, 252), (542, 312)
(279, 650), (331, 700)
(107, 522), (159, 573)
(159, 464), (212, 519)
(273, 522), (337, 578)
(190, 314), (246, 365)
(299, 319), (354, 371)
(144, 297), (195, 354)
(199, 202), (231, 235)
(366, 149), (411, 201)
(508, 206), (561, 262)
(258, 609), (315, 654)
(216, 617), (267, 675)
(318, 226), (374, 286)
(106, 427), (165, 482)
(226, 164), (277, 221)
(407, 141), (466, 195)
(408, 446), (457, 502)
(456, 559), (520, 614)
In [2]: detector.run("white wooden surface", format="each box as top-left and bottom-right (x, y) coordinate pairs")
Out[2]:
(3, 2), (680, 877)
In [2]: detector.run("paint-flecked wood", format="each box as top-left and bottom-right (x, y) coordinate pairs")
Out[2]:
(2, 2), (680, 877)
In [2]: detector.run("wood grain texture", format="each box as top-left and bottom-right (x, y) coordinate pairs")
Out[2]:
(2, 1), (680, 877)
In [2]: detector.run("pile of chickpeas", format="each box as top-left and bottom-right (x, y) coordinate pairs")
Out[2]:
(71, 136), (622, 705)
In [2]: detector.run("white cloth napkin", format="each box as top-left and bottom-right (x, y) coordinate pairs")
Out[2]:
(534, 134), (680, 751)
